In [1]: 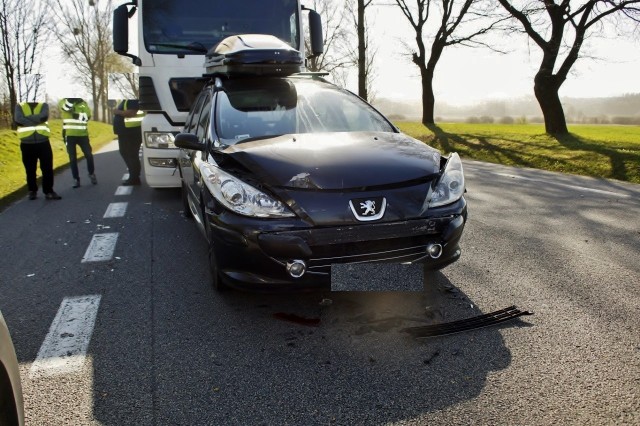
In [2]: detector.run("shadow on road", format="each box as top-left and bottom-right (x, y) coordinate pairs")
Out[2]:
(92, 261), (527, 425)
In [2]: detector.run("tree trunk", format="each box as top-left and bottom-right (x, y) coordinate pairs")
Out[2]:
(357, 0), (367, 101)
(420, 67), (435, 125)
(534, 72), (568, 134)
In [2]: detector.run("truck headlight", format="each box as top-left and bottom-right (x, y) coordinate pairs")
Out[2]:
(145, 132), (176, 149)
(429, 152), (465, 208)
(200, 163), (295, 218)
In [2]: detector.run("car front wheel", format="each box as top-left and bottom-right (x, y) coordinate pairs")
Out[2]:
(208, 242), (228, 292)
(181, 182), (193, 219)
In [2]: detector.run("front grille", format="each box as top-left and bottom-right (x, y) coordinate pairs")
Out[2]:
(307, 235), (433, 269)
(269, 217), (451, 246)
(139, 76), (161, 111)
(262, 217), (454, 271)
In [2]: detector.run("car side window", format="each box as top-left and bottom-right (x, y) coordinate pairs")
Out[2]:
(186, 93), (207, 134)
(195, 93), (212, 141)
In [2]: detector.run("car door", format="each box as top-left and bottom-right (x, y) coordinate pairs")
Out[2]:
(179, 91), (211, 219)
(189, 91), (213, 223)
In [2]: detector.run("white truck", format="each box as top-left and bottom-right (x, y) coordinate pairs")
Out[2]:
(113, 0), (323, 188)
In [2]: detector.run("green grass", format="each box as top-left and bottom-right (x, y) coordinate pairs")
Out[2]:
(0, 120), (116, 207)
(396, 122), (640, 184)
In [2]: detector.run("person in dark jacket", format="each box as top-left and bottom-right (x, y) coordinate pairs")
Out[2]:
(14, 102), (61, 200)
(113, 99), (144, 185)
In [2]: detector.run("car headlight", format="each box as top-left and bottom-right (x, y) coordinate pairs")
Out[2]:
(429, 152), (465, 208)
(200, 163), (295, 218)
(145, 132), (176, 149)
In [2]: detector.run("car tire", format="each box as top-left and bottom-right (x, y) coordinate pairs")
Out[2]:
(181, 182), (193, 219)
(208, 242), (228, 292)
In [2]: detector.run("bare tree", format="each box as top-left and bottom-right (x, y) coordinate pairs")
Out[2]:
(394, 0), (507, 125)
(0, 0), (48, 127)
(344, 0), (377, 101)
(305, 0), (353, 75)
(497, 0), (640, 134)
(48, 0), (132, 122)
(109, 72), (139, 100)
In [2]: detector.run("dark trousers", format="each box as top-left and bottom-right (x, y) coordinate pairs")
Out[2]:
(21, 141), (54, 193)
(65, 135), (94, 180)
(118, 135), (142, 180)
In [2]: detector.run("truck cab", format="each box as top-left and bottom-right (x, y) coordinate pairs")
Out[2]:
(113, 0), (323, 187)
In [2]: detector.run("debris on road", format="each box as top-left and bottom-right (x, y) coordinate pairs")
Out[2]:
(403, 305), (533, 338)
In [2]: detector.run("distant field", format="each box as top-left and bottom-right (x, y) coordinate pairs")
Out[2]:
(0, 120), (115, 206)
(396, 122), (640, 184)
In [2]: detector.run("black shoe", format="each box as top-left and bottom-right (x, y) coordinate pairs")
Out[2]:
(72, 179), (81, 188)
(89, 174), (97, 185)
(122, 178), (141, 186)
(28, 191), (37, 200)
(45, 192), (62, 200)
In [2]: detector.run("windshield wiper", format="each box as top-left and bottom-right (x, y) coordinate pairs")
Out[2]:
(149, 42), (208, 53)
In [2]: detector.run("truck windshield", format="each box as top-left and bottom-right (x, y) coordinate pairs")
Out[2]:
(215, 78), (395, 146)
(142, 0), (299, 55)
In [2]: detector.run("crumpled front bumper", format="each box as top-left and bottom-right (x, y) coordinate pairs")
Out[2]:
(210, 198), (467, 291)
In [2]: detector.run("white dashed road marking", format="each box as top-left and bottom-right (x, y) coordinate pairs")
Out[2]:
(29, 295), (101, 378)
(81, 233), (119, 262)
(115, 186), (134, 196)
(104, 202), (128, 218)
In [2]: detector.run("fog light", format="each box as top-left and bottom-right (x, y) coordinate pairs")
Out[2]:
(148, 158), (177, 168)
(427, 243), (443, 259)
(286, 260), (306, 278)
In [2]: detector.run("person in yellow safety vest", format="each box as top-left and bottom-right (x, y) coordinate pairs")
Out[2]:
(113, 99), (144, 185)
(14, 101), (61, 200)
(58, 98), (97, 188)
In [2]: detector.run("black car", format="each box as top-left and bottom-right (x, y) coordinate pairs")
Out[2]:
(175, 73), (467, 291)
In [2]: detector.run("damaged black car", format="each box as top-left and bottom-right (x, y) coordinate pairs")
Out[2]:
(175, 73), (467, 291)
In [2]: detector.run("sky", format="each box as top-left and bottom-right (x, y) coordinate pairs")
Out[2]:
(44, 4), (640, 106)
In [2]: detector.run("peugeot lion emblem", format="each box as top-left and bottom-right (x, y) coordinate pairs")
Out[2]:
(349, 197), (386, 221)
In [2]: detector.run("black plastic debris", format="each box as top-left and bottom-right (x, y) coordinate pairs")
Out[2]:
(402, 305), (533, 338)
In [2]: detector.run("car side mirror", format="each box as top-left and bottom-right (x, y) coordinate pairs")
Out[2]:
(175, 133), (204, 151)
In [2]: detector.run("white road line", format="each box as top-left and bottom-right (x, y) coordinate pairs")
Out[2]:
(81, 233), (119, 262)
(115, 186), (133, 196)
(29, 295), (101, 378)
(494, 172), (630, 198)
(104, 202), (128, 218)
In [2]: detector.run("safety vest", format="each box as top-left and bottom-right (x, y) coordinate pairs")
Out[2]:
(60, 99), (90, 137)
(16, 103), (51, 139)
(122, 100), (145, 128)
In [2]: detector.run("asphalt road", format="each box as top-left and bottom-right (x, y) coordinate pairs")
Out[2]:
(0, 141), (638, 425)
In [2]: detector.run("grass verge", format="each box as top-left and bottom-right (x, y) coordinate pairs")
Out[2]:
(396, 122), (640, 184)
(0, 120), (116, 209)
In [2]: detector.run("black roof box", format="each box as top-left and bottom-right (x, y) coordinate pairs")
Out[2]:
(204, 34), (303, 77)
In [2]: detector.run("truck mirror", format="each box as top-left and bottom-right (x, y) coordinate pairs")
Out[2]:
(308, 10), (324, 58)
(113, 4), (142, 66)
(113, 5), (129, 54)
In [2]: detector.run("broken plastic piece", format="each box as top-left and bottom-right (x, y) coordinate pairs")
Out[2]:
(403, 305), (533, 338)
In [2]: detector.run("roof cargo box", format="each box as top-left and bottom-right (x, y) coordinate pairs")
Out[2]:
(204, 34), (303, 77)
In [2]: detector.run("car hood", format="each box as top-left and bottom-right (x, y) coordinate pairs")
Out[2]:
(219, 132), (441, 190)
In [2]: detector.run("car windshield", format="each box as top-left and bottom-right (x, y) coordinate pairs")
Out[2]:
(142, 0), (299, 54)
(215, 78), (395, 145)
